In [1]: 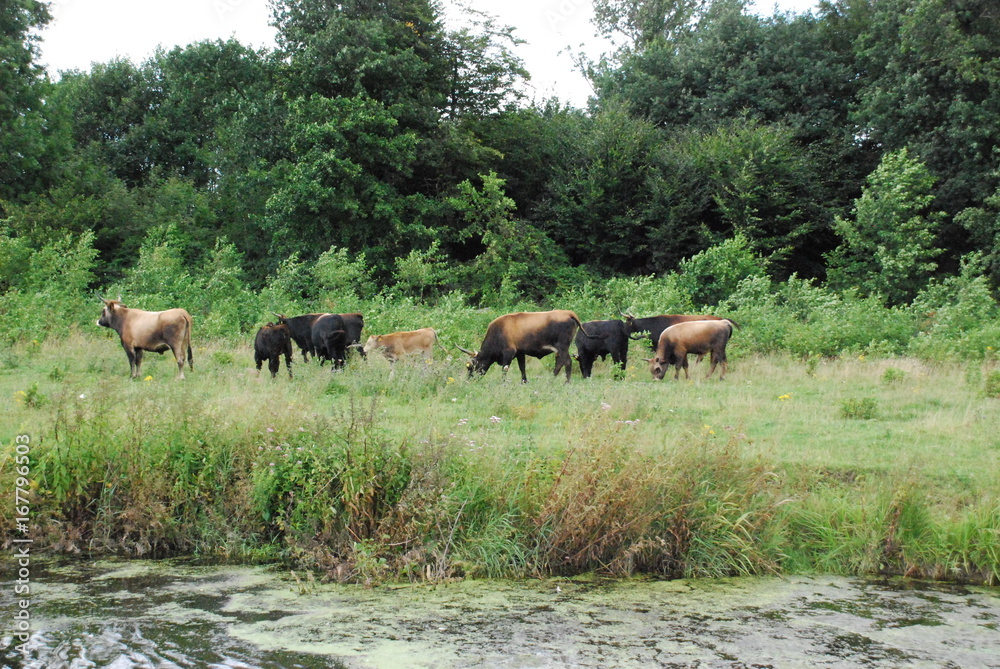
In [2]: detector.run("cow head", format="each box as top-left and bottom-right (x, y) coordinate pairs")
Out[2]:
(644, 356), (668, 380)
(457, 345), (485, 377)
(97, 296), (125, 329)
(361, 335), (381, 355)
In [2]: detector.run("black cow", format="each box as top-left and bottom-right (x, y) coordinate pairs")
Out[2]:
(254, 322), (293, 379)
(624, 314), (731, 351)
(574, 319), (628, 379)
(339, 312), (366, 360)
(459, 310), (592, 383)
(311, 313), (347, 370)
(273, 313), (324, 363)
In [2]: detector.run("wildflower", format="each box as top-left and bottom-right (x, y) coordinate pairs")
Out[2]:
(143, 375), (153, 382)
(298, 427), (305, 432)
(447, 377), (455, 384)
(451, 398), (457, 402)
(79, 394), (86, 399)
(267, 427), (275, 433)
(778, 393), (791, 401)
(600, 402), (611, 411)
(489, 416), (501, 424)
(458, 418), (469, 426)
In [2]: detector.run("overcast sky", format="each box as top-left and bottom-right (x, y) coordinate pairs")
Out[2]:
(39, 0), (819, 108)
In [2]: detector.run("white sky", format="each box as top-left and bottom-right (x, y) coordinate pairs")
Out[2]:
(39, 0), (820, 108)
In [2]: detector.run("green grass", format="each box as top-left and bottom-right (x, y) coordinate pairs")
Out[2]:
(1, 333), (998, 584)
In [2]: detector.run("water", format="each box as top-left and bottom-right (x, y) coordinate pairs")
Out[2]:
(3, 559), (999, 668)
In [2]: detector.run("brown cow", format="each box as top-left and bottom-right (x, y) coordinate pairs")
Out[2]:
(97, 298), (193, 379)
(459, 310), (592, 383)
(646, 319), (735, 381)
(361, 328), (439, 362)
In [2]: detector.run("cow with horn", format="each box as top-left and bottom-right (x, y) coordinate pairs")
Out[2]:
(96, 296), (193, 379)
(459, 310), (593, 383)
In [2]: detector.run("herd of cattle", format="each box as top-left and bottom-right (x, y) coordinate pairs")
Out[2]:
(96, 297), (736, 383)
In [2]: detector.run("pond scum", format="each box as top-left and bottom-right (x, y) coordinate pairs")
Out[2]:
(1, 334), (998, 587)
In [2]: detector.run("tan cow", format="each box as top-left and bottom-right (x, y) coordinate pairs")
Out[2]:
(645, 319), (735, 381)
(97, 297), (193, 379)
(361, 327), (439, 362)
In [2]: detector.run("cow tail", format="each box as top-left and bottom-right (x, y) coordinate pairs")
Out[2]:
(726, 318), (741, 330)
(572, 313), (597, 338)
(186, 314), (194, 370)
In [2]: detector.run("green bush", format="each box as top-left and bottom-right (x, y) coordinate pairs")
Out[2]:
(840, 397), (879, 420)
(985, 371), (1000, 399)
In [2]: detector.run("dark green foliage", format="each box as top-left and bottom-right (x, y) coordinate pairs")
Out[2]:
(0, 0), (54, 202)
(0, 0), (998, 342)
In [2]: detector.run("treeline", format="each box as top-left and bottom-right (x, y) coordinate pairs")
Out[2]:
(1, 0), (999, 344)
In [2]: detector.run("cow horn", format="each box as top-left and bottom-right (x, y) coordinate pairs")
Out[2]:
(456, 345), (476, 357)
(641, 357), (652, 363)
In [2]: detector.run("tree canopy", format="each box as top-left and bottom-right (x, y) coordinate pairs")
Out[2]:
(1, 0), (998, 310)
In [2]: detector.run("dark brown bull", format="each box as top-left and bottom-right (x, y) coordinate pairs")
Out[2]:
(97, 297), (193, 379)
(254, 322), (293, 379)
(625, 313), (731, 351)
(459, 310), (591, 383)
(646, 319), (735, 381)
(362, 327), (439, 362)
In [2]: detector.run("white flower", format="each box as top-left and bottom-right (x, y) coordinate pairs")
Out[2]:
(489, 416), (501, 424)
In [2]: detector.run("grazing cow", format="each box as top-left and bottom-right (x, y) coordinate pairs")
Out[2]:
(254, 323), (293, 379)
(625, 313), (731, 351)
(311, 313), (347, 370)
(96, 297), (193, 379)
(574, 319), (629, 379)
(273, 313), (324, 363)
(362, 328), (439, 363)
(646, 319), (735, 381)
(459, 310), (592, 383)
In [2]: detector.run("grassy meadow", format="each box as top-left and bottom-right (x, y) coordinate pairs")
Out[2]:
(2, 329), (999, 585)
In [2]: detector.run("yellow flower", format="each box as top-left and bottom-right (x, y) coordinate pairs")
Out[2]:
(447, 377), (455, 384)
(778, 393), (791, 401)
(144, 375), (153, 382)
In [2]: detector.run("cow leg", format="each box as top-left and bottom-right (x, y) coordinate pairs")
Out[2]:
(516, 353), (528, 383)
(556, 350), (572, 383)
(124, 346), (138, 378)
(579, 353), (593, 379)
(269, 355), (280, 378)
(285, 352), (293, 379)
(133, 348), (144, 379)
(255, 353), (263, 376)
(173, 346), (187, 379)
